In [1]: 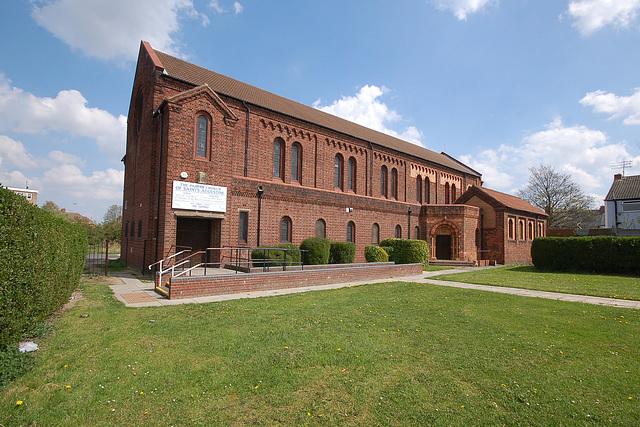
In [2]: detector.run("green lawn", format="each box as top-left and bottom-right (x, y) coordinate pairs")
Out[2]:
(1, 275), (639, 425)
(434, 265), (640, 301)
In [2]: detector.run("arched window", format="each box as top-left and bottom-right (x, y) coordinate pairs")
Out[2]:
(280, 216), (292, 243)
(444, 182), (450, 204)
(348, 157), (356, 192)
(508, 218), (515, 240)
(196, 115), (208, 158)
(451, 184), (456, 202)
(381, 165), (388, 197)
(416, 175), (422, 203)
(334, 154), (344, 190)
(372, 223), (380, 244)
(347, 221), (356, 243)
(391, 168), (398, 199)
(273, 138), (285, 178)
(413, 226), (419, 240)
(528, 221), (534, 240)
(425, 177), (431, 204)
(291, 142), (302, 183)
(519, 220), (525, 241)
(315, 219), (326, 239)
(395, 224), (402, 238)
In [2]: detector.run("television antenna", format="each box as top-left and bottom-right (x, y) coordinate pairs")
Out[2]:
(611, 160), (633, 177)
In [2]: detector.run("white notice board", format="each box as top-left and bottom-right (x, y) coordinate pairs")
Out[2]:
(172, 181), (227, 212)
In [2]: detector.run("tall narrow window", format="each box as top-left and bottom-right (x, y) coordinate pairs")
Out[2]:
(391, 168), (398, 199)
(291, 143), (302, 183)
(372, 223), (380, 244)
(273, 138), (284, 178)
(381, 166), (388, 197)
(348, 157), (356, 192)
(416, 175), (422, 203)
(508, 218), (515, 240)
(334, 154), (344, 190)
(347, 221), (356, 243)
(395, 224), (402, 238)
(451, 184), (456, 202)
(425, 177), (431, 204)
(315, 219), (326, 239)
(280, 216), (292, 243)
(130, 221), (135, 239)
(528, 221), (534, 241)
(444, 183), (450, 204)
(196, 115), (208, 158)
(519, 220), (525, 241)
(239, 211), (249, 243)
(414, 226), (420, 240)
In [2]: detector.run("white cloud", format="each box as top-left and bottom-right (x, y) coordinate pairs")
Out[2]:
(209, 0), (225, 13)
(580, 88), (640, 124)
(0, 76), (126, 161)
(31, 0), (208, 61)
(313, 85), (424, 146)
(460, 118), (640, 201)
(234, 2), (244, 14)
(0, 136), (39, 169)
(429, 0), (498, 20)
(567, 0), (640, 35)
(43, 164), (124, 200)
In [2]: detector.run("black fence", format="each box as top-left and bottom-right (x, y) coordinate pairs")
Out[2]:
(86, 239), (119, 276)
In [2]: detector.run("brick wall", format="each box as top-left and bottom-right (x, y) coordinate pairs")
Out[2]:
(167, 263), (423, 299)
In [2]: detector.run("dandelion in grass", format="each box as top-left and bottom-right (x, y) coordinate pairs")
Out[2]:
(16, 400), (23, 405)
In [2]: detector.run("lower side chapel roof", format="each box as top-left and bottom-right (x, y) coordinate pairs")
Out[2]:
(141, 41), (480, 179)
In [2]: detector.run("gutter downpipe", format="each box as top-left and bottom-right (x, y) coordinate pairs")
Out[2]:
(242, 101), (250, 177)
(153, 102), (165, 272)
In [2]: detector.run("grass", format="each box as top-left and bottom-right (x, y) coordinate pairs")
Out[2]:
(1, 275), (639, 425)
(434, 265), (640, 301)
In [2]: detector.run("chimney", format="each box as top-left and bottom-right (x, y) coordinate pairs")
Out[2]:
(614, 173), (622, 180)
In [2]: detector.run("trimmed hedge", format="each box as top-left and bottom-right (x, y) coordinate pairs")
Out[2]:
(329, 242), (356, 264)
(365, 245), (389, 263)
(300, 237), (331, 265)
(531, 236), (640, 274)
(0, 188), (87, 349)
(251, 244), (302, 267)
(379, 238), (430, 267)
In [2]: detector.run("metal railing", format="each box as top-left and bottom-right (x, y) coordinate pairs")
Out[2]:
(149, 247), (307, 290)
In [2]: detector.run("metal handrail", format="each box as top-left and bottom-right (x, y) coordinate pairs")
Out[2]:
(150, 247), (308, 291)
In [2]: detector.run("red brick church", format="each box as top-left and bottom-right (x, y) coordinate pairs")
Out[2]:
(121, 41), (546, 272)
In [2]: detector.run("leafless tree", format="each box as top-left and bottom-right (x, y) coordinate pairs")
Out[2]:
(517, 165), (595, 228)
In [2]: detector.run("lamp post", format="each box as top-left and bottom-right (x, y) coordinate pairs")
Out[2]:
(407, 208), (412, 239)
(257, 185), (264, 247)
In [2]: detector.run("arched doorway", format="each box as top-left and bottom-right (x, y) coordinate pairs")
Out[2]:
(431, 223), (458, 260)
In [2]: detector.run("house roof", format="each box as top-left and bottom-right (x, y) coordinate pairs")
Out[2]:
(604, 174), (640, 201)
(148, 44), (480, 178)
(457, 185), (548, 216)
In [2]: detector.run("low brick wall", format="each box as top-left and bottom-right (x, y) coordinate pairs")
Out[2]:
(167, 263), (423, 299)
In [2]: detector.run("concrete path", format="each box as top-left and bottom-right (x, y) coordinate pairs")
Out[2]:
(107, 268), (640, 310)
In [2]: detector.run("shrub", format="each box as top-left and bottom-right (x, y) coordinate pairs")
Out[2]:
(532, 236), (640, 274)
(379, 238), (430, 267)
(251, 244), (302, 267)
(365, 245), (389, 263)
(329, 242), (356, 264)
(0, 188), (87, 350)
(300, 237), (331, 265)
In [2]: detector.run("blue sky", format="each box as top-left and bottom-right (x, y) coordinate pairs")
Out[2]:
(1, 0), (640, 222)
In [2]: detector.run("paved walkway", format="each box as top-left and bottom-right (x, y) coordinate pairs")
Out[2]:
(108, 268), (640, 309)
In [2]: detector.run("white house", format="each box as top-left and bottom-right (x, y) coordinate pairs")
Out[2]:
(604, 174), (640, 233)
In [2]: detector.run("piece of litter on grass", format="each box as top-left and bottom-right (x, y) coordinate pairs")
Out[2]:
(19, 342), (38, 353)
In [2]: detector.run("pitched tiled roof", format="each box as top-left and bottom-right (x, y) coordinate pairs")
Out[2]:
(151, 47), (480, 177)
(458, 186), (547, 216)
(605, 175), (640, 201)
